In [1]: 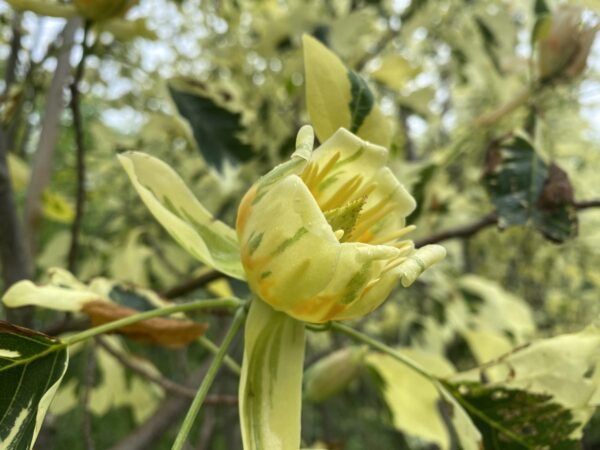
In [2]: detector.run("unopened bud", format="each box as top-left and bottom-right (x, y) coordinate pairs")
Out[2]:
(537, 6), (597, 82)
(304, 346), (368, 402)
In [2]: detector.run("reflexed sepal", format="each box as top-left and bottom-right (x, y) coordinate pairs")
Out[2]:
(118, 151), (245, 280)
(239, 299), (306, 450)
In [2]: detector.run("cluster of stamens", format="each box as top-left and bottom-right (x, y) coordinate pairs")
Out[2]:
(300, 152), (417, 256)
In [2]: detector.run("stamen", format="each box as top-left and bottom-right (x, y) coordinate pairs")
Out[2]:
(334, 229), (345, 240)
(350, 204), (395, 239)
(364, 277), (381, 290)
(320, 175), (363, 211)
(381, 256), (408, 274)
(301, 161), (318, 186)
(369, 225), (417, 245)
(309, 152), (340, 189)
(391, 241), (415, 253)
(356, 198), (388, 224)
(354, 183), (377, 199)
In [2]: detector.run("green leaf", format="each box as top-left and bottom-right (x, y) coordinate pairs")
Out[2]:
(303, 34), (391, 147)
(483, 134), (577, 242)
(347, 70), (375, 134)
(0, 322), (68, 450)
(239, 299), (305, 450)
(451, 326), (600, 444)
(443, 382), (579, 450)
(535, 0), (550, 15)
(119, 151), (245, 280)
(168, 77), (254, 171)
(531, 14), (552, 47)
(4, 0), (77, 17)
(367, 350), (482, 450)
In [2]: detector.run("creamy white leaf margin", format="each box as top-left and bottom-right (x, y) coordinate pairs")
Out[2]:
(0, 327), (68, 450)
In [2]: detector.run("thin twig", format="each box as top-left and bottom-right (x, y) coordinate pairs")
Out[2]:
(414, 199), (600, 247)
(67, 20), (92, 273)
(24, 18), (80, 258)
(415, 212), (498, 247)
(575, 199), (600, 210)
(96, 335), (238, 404)
(195, 411), (216, 450)
(0, 13), (33, 326)
(106, 322), (236, 450)
(3, 12), (22, 92)
(473, 87), (532, 128)
(161, 270), (224, 299)
(96, 335), (197, 397)
(42, 316), (90, 336)
(354, 0), (428, 71)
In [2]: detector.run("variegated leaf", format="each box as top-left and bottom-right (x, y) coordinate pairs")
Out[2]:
(303, 34), (391, 147)
(0, 322), (68, 450)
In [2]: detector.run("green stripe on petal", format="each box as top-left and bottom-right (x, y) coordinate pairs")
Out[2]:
(239, 175), (340, 312)
(118, 152), (245, 280)
(239, 299), (305, 450)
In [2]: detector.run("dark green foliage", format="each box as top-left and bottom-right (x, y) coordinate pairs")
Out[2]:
(444, 381), (580, 450)
(0, 322), (68, 450)
(483, 135), (577, 242)
(168, 80), (254, 171)
(347, 70), (375, 134)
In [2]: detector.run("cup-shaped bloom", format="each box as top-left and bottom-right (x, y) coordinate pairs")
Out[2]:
(236, 126), (445, 323)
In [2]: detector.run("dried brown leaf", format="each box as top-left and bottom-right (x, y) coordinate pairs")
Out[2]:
(82, 300), (208, 348)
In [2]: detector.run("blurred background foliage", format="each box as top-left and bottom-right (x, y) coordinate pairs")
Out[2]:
(2, 0), (600, 448)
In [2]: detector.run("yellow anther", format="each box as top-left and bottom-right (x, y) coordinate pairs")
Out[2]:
(369, 225), (417, 245)
(350, 204), (395, 240)
(310, 152), (340, 190)
(334, 229), (345, 240)
(302, 161), (318, 186)
(320, 175), (363, 211)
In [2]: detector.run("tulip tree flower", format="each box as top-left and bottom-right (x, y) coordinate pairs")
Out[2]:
(111, 125), (445, 450)
(237, 125), (446, 323)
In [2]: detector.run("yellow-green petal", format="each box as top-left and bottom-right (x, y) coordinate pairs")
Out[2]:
(239, 299), (305, 450)
(396, 245), (447, 287)
(238, 174), (340, 314)
(118, 152), (245, 280)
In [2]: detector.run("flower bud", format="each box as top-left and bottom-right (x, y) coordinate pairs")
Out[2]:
(236, 126), (445, 323)
(304, 346), (368, 402)
(537, 6), (597, 82)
